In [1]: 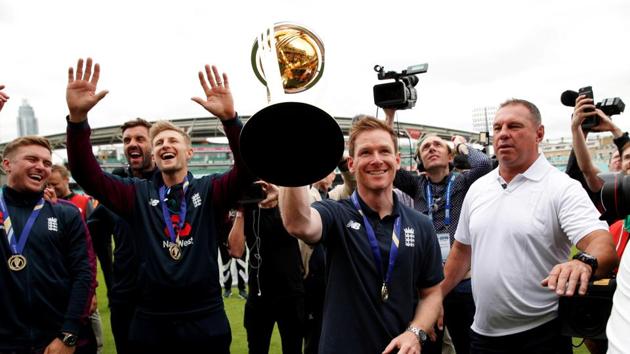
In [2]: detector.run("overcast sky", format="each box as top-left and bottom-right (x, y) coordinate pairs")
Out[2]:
(1, 0), (629, 144)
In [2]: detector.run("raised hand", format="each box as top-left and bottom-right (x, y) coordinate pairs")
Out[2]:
(66, 58), (109, 122)
(0, 84), (9, 112)
(571, 95), (597, 130)
(191, 64), (235, 120)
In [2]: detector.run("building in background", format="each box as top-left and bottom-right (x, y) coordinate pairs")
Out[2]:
(17, 99), (39, 136)
(541, 134), (616, 172)
(472, 106), (497, 135)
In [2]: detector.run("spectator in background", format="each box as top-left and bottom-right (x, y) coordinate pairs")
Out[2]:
(441, 99), (617, 354)
(568, 95), (624, 193)
(385, 108), (493, 354)
(48, 164), (97, 219)
(85, 117), (157, 354)
(218, 210), (248, 299)
(229, 181), (305, 354)
(280, 117), (443, 354)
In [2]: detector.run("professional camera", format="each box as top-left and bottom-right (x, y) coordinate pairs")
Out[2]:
(560, 86), (626, 130)
(373, 63), (428, 110)
(559, 278), (617, 339)
(600, 173), (630, 221)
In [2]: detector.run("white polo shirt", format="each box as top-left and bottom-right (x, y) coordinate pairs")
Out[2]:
(455, 154), (608, 336)
(606, 246), (630, 353)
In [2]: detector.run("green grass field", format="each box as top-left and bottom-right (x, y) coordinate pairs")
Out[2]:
(95, 268), (280, 354)
(95, 268), (590, 354)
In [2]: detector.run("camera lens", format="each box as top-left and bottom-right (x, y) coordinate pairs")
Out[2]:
(601, 174), (630, 220)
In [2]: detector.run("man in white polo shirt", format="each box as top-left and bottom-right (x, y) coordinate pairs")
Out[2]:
(440, 98), (617, 354)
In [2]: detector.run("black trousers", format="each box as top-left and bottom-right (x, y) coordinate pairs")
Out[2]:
(110, 302), (136, 354)
(470, 318), (572, 354)
(129, 310), (232, 354)
(244, 295), (305, 354)
(443, 283), (475, 354)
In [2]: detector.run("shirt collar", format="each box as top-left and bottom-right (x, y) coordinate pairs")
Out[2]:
(355, 191), (401, 221)
(494, 153), (550, 186)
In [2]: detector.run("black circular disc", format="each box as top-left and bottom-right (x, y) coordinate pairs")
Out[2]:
(240, 102), (345, 187)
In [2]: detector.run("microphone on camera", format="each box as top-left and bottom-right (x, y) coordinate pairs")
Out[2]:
(561, 90), (579, 107)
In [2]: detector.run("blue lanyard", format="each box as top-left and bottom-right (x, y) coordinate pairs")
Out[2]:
(351, 192), (401, 289)
(0, 190), (45, 255)
(425, 174), (456, 226)
(159, 178), (189, 244)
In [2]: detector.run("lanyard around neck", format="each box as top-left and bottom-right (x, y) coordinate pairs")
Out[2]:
(159, 178), (189, 244)
(351, 192), (401, 288)
(0, 190), (45, 255)
(425, 173), (456, 226)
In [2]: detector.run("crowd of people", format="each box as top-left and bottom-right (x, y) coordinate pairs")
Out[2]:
(0, 57), (627, 354)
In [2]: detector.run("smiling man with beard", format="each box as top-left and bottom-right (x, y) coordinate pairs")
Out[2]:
(65, 58), (253, 354)
(85, 117), (157, 354)
(279, 117), (443, 354)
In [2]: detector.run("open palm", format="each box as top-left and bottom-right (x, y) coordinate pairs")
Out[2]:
(192, 64), (235, 120)
(66, 58), (108, 121)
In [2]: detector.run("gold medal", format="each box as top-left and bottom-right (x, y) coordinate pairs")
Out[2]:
(8, 255), (27, 271)
(381, 283), (389, 301)
(168, 243), (182, 261)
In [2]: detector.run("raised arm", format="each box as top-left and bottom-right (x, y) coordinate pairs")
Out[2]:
(193, 65), (254, 217)
(65, 58), (136, 217)
(279, 186), (323, 244)
(454, 135), (492, 185)
(572, 95), (623, 192)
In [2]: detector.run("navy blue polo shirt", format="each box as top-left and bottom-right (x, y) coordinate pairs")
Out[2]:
(313, 193), (443, 354)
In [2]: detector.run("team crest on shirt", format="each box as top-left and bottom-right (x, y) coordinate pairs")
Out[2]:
(404, 227), (415, 247)
(192, 193), (202, 208)
(346, 220), (361, 230)
(48, 217), (58, 232)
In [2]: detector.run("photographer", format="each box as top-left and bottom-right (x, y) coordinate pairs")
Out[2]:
(569, 95), (624, 193)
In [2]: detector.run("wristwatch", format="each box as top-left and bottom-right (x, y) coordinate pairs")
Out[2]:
(573, 252), (598, 275)
(406, 326), (428, 346)
(57, 332), (78, 347)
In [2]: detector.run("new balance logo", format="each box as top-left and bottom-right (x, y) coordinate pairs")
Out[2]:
(346, 220), (361, 230)
(149, 199), (159, 206)
(48, 217), (58, 232)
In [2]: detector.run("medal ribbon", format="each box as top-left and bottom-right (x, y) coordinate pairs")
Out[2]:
(0, 190), (45, 255)
(425, 173), (456, 226)
(351, 192), (401, 292)
(159, 178), (189, 244)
